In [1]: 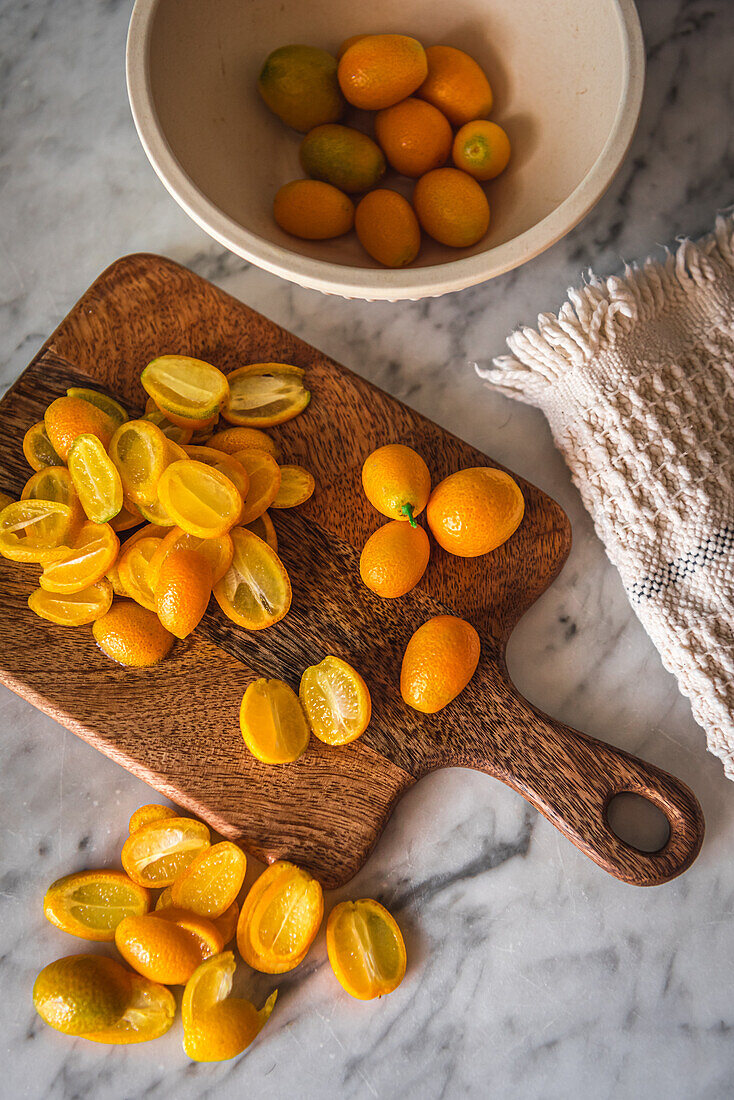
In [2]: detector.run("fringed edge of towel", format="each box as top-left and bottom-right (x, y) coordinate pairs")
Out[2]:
(476, 213), (734, 405)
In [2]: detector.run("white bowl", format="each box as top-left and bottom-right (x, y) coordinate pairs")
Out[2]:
(126, 0), (644, 301)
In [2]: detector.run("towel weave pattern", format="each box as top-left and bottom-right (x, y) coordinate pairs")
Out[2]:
(480, 216), (734, 777)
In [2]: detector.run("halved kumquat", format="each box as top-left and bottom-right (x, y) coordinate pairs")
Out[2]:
(115, 911), (220, 985)
(155, 546), (213, 639)
(44, 396), (115, 463)
(300, 655), (371, 745)
(43, 869), (151, 941)
(182, 952), (277, 1062)
(237, 861), (323, 973)
(142, 355), (229, 428)
(235, 450), (281, 524)
(116, 534), (161, 610)
(326, 898), (406, 1000)
(170, 841), (247, 919)
(0, 499), (72, 563)
(157, 460), (241, 539)
(68, 434), (123, 524)
(39, 522), (119, 594)
(29, 577), (113, 626)
(66, 387), (128, 429)
(239, 678), (309, 764)
(121, 816), (211, 888)
(23, 421), (63, 471)
(271, 465), (315, 509)
(109, 419), (169, 508)
(84, 974), (175, 1045)
(214, 526), (291, 630)
(222, 364), (310, 427)
(129, 803), (178, 834)
(149, 527), (234, 590)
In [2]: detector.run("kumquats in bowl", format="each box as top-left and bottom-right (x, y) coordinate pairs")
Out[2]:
(127, 0), (643, 299)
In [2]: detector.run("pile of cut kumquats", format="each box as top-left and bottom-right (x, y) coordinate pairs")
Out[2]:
(34, 802), (406, 1059)
(3, 353), (530, 1062)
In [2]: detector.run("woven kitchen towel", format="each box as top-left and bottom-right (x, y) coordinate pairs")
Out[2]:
(478, 214), (734, 778)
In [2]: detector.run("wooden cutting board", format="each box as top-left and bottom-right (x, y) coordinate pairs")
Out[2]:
(0, 254), (704, 889)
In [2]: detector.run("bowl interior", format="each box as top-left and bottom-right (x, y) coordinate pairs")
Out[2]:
(146, 0), (630, 272)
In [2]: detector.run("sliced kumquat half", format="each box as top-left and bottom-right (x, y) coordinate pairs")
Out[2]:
(143, 405), (194, 444)
(157, 460), (242, 539)
(110, 503), (143, 533)
(182, 951), (277, 1063)
(271, 464), (315, 509)
(222, 363), (310, 427)
(142, 355), (229, 428)
(136, 495), (176, 527)
(115, 910), (221, 985)
(23, 421), (63, 471)
(208, 426), (280, 460)
(0, 499), (72, 563)
(235, 450), (281, 524)
(212, 900), (240, 945)
(39, 522), (119, 594)
(93, 602), (175, 667)
(83, 974), (175, 1045)
(237, 861), (323, 973)
(214, 527), (292, 630)
(121, 816), (211, 887)
(109, 419), (169, 507)
(68, 434), (124, 524)
(300, 655), (372, 746)
(183, 446), (250, 504)
(45, 396), (116, 462)
(326, 899), (407, 1000)
(29, 577), (113, 626)
(244, 511), (278, 552)
(155, 546), (213, 639)
(66, 387), (128, 429)
(170, 841), (247, 919)
(43, 869), (151, 941)
(156, 889), (240, 946)
(149, 528), (234, 590)
(117, 535), (161, 610)
(22, 466), (86, 536)
(129, 803), (179, 834)
(147, 907), (225, 957)
(239, 678), (310, 764)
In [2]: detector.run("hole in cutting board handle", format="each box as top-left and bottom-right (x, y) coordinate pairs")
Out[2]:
(605, 792), (672, 853)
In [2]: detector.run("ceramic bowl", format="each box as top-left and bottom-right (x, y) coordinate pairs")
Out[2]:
(126, 0), (644, 301)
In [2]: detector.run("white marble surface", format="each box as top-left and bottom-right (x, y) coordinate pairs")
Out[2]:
(1, 1), (734, 1097)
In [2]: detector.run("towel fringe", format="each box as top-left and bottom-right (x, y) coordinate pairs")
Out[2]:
(477, 214), (734, 400)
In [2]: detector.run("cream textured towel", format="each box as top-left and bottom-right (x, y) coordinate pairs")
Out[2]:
(479, 215), (734, 778)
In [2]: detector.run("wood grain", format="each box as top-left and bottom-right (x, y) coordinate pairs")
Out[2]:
(0, 254), (704, 888)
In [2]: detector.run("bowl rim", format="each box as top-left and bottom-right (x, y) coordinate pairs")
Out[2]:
(126, 0), (645, 301)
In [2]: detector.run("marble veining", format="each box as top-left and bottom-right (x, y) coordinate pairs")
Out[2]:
(1, 1), (734, 1097)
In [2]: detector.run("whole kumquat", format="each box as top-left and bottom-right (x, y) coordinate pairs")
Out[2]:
(355, 189), (422, 268)
(400, 614), (480, 713)
(426, 466), (524, 556)
(417, 44), (493, 126)
(362, 443), (431, 525)
(338, 34), (427, 110)
(452, 119), (511, 181)
(274, 180), (355, 241)
(375, 97), (452, 178)
(413, 167), (490, 248)
(360, 520), (430, 598)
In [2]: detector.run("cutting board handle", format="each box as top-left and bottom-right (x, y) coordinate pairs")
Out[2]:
(460, 676), (704, 886)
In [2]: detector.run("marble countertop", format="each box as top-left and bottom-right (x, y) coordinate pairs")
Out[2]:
(2, 1), (734, 1097)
